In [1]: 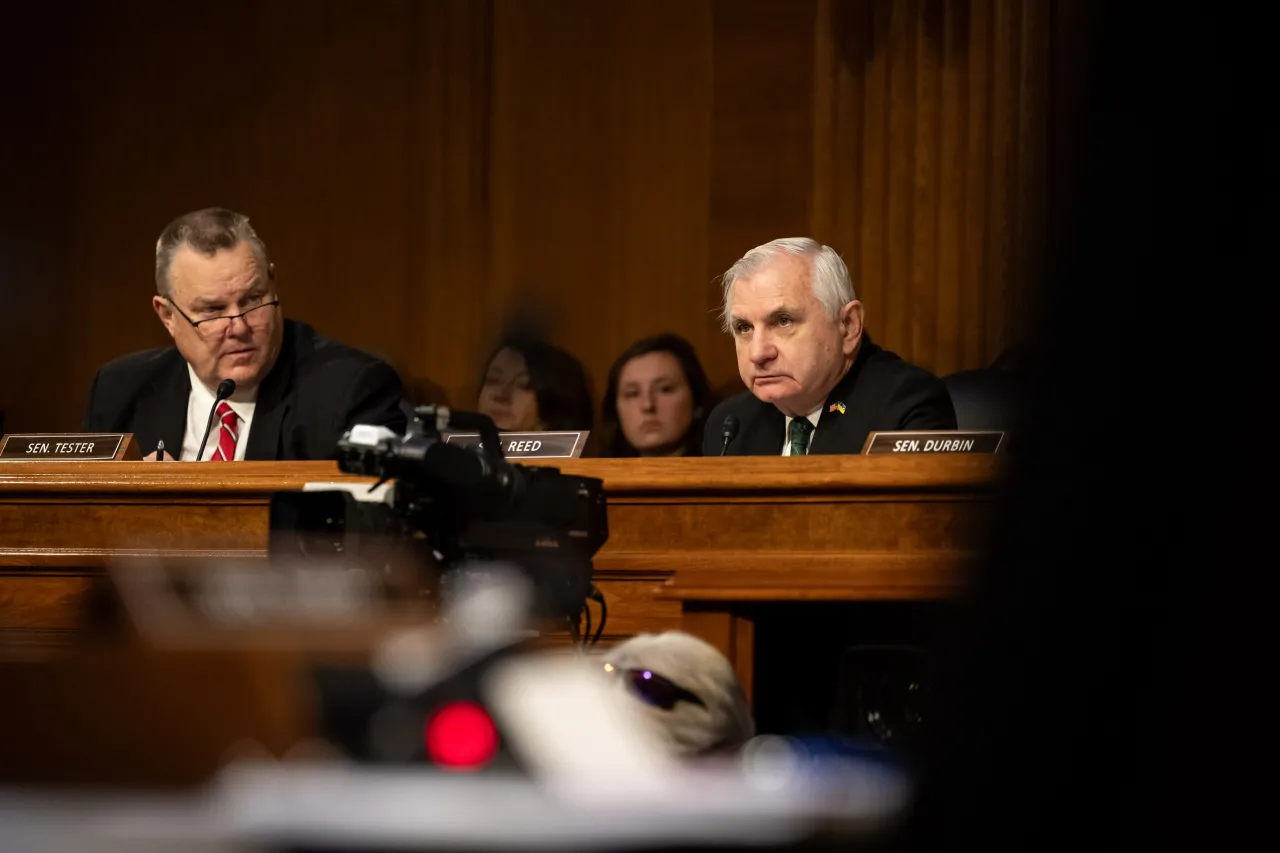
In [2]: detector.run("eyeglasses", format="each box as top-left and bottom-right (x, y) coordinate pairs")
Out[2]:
(604, 662), (706, 711)
(166, 297), (279, 339)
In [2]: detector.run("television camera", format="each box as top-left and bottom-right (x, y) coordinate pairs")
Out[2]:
(267, 407), (609, 642)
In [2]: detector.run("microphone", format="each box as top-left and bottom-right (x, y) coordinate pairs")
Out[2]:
(196, 379), (236, 461)
(719, 415), (739, 456)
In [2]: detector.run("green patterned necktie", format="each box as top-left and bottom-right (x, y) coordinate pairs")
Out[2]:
(788, 417), (814, 456)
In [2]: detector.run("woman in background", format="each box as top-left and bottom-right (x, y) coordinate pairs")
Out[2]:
(477, 335), (594, 433)
(601, 333), (713, 458)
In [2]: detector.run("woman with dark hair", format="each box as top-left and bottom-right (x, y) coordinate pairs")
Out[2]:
(477, 335), (594, 433)
(601, 333), (714, 458)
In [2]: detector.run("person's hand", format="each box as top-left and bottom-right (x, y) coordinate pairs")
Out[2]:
(142, 449), (177, 461)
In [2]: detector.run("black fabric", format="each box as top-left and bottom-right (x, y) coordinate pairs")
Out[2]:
(82, 318), (406, 460)
(892, 4), (1267, 851)
(940, 368), (1022, 431)
(703, 337), (956, 456)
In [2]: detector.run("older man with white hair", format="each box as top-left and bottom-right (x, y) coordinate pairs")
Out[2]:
(704, 237), (955, 455)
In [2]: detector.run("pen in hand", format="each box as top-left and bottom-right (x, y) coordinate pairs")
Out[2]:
(155, 439), (164, 461)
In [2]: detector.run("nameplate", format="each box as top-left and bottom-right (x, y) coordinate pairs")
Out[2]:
(862, 430), (1005, 455)
(443, 430), (588, 459)
(0, 433), (141, 461)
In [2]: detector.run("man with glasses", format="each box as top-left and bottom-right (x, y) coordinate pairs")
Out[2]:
(82, 207), (406, 460)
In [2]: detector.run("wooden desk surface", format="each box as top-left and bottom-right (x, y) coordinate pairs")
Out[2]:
(0, 454), (998, 493)
(0, 456), (1001, 664)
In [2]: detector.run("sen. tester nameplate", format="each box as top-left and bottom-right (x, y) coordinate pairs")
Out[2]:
(0, 433), (135, 461)
(862, 430), (1005, 455)
(444, 430), (588, 459)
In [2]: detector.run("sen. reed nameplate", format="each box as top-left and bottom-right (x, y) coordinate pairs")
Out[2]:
(443, 430), (588, 460)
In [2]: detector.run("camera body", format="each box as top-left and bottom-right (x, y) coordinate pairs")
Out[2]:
(268, 408), (607, 626)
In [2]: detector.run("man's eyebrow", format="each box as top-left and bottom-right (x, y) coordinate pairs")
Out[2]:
(765, 306), (803, 322)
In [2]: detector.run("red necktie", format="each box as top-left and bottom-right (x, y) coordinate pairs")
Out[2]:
(210, 401), (239, 462)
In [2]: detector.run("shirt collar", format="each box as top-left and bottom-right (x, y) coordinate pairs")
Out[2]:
(784, 404), (823, 430)
(187, 364), (258, 414)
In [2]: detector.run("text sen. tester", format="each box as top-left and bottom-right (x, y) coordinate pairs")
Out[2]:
(25, 442), (98, 455)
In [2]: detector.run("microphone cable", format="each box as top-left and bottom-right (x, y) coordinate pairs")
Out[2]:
(588, 585), (607, 648)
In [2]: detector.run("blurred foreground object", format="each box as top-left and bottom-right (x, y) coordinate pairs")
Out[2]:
(0, 640), (314, 789)
(0, 751), (909, 852)
(895, 3), (1268, 852)
(604, 630), (755, 757)
(0, 565), (910, 852)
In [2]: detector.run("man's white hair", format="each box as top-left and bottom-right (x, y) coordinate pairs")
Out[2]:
(719, 237), (856, 333)
(605, 630), (754, 757)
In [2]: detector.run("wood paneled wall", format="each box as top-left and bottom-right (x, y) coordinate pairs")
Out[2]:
(813, 0), (1054, 374)
(0, 0), (1085, 435)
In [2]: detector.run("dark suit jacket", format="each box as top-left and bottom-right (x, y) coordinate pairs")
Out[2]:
(83, 318), (407, 460)
(702, 336), (957, 456)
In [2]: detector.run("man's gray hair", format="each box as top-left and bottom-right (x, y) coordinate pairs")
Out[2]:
(719, 237), (855, 333)
(154, 207), (270, 297)
(605, 630), (754, 757)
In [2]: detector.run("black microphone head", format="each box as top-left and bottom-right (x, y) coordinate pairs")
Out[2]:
(215, 379), (236, 400)
(721, 414), (740, 440)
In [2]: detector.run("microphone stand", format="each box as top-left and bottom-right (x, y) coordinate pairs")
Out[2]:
(196, 379), (237, 461)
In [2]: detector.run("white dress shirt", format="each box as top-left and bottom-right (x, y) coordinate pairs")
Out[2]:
(781, 405), (823, 456)
(181, 365), (258, 461)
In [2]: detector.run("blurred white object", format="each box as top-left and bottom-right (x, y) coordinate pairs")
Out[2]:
(370, 564), (535, 696)
(439, 563), (537, 651)
(604, 631), (754, 757)
(740, 734), (806, 791)
(344, 424), (398, 448)
(301, 480), (394, 504)
(369, 626), (447, 697)
(482, 651), (678, 795)
(0, 751), (910, 852)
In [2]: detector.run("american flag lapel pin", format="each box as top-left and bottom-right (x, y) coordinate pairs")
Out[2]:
(829, 402), (846, 415)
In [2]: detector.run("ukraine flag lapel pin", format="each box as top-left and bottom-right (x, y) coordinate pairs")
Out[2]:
(829, 402), (846, 415)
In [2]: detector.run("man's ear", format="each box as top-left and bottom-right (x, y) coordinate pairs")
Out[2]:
(153, 295), (177, 340)
(267, 262), (276, 281)
(840, 300), (865, 354)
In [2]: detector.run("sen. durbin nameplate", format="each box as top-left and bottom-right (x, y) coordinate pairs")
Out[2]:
(862, 430), (1005, 455)
(0, 433), (135, 461)
(443, 430), (588, 459)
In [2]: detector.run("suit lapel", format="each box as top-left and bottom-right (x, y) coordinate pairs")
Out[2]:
(735, 399), (785, 455)
(810, 337), (879, 454)
(730, 336), (882, 456)
(132, 354), (188, 457)
(244, 323), (298, 460)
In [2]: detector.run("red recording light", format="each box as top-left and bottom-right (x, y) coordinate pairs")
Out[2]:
(424, 701), (499, 770)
